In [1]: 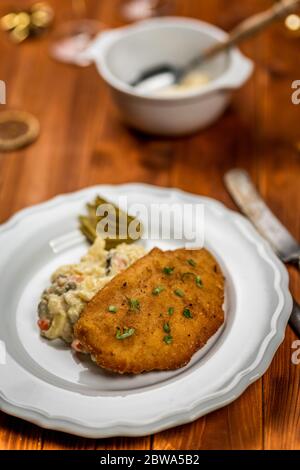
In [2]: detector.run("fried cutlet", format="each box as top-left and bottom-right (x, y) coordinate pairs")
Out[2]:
(75, 248), (225, 374)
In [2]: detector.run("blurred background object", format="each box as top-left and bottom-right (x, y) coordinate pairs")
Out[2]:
(0, 2), (54, 43)
(120, 0), (174, 21)
(285, 12), (300, 34)
(272, 0), (300, 34)
(50, 0), (105, 66)
(0, 110), (40, 151)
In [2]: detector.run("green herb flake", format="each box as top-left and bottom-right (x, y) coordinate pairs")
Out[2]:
(181, 272), (195, 281)
(195, 276), (203, 288)
(108, 305), (118, 313)
(168, 307), (175, 316)
(163, 266), (175, 275)
(187, 259), (197, 268)
(152, 286), (165, 296)
(164, 335), (173, 345)
(174, 289), (184, 298)
(163, 322), (171, 334)
(116, 327), (135, 340)
(127, 298), (140, 311)
(183, 308), (193, 319)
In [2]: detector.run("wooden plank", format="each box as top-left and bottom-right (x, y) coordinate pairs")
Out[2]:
(0, 0), (151, 450)
(42, 432), (150, 450)
(0, 414), (42, 450)
(151, 0), (266, 451)
(0, 0), (299, 450)
(254, 19), (300, 450)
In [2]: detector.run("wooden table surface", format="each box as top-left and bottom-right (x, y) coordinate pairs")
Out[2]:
(0, 0), (299, 450)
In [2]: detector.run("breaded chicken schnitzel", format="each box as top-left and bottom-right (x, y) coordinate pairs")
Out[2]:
(75, 248), (225, 374)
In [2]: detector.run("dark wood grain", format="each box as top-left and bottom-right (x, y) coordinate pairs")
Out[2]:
(0, 0), (299, 450)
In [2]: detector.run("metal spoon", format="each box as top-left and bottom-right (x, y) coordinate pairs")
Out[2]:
(131, 0), (300, 94)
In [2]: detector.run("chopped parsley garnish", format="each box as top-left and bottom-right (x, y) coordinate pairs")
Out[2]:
(127, 298), (140, 311)
(183, 308), (193, 319)
(108, 305), (118, 313)
(168, 307), (174, 316)
(187, 259), (197, 267)
(174, 288), (184, 298)
(181, 272), (204, 288)
(164, 335), (173, 345)
(152, 286), (165, 296)
(116, 327), (135, 340)
(163, 322), (171, 333)
(181, 272), (195, 281)
(163, 266), (175, 275)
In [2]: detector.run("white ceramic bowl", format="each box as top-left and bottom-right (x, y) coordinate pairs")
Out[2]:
(83, 18), (254, 136)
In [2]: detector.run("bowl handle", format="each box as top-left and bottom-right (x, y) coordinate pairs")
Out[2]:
(214, 51), (254, 91)
(77, 29), (123, 65)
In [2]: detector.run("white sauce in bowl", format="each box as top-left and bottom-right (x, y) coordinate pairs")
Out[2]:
(154, 70), (210, 96)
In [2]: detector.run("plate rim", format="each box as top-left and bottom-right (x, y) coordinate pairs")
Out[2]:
(0, 184), (293, 438)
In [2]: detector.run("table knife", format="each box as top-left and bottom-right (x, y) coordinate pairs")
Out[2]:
(224, 169), (300, 337)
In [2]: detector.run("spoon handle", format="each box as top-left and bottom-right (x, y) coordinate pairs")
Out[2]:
(201, 0), (300, 62)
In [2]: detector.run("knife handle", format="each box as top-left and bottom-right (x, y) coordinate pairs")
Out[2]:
(290, 299), (300, 338)
(283, 252), (300, 270)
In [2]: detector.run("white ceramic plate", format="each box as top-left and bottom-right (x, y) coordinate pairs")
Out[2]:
(0, 184), (292, 438)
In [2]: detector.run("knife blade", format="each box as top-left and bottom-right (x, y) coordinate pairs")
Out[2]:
(224, 169), (300, 267)
(224, 168), (300, 337)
